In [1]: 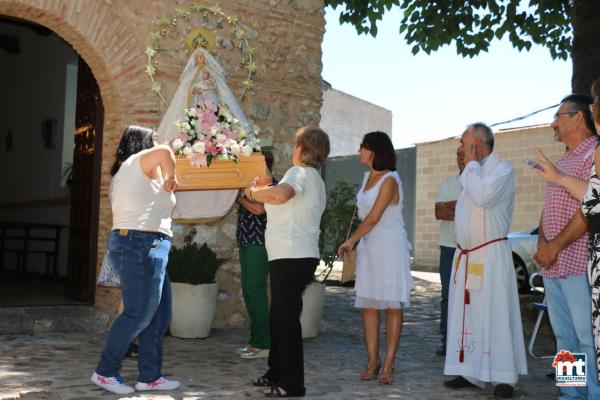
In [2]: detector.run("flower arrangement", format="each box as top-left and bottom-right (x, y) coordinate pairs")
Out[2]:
(170, 98), (261, 167)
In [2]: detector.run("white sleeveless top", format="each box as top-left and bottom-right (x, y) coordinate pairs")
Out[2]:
(354, 171), (414, 309)
(110, 152), (176, 237)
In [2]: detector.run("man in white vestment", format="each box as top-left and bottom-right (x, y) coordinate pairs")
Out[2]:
(443, 123), (527, 399)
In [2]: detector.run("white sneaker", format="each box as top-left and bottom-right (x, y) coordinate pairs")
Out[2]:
(240, 348), (270, 359)
(135, 376), (180, 391)
(90, 372), (134, 394)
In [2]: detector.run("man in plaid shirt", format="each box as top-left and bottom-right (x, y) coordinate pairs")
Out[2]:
(534, 94), (600, 399)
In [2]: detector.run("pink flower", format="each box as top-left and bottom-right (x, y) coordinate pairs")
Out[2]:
(222, 128), (237, 139)
(190, 153), (207, 167)
(206, 143), (219, 155)
(179, 133), (190, 142)
(201, 111), (218, 126)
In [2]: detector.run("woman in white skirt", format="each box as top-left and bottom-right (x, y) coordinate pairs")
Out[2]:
(338, 131), (414, 385)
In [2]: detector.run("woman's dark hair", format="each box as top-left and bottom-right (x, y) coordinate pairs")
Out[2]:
(360, 131), (396, 171)
(111, 125), (156, 176)
(262, 150), (274, 172)
(591, 78), (600, 125)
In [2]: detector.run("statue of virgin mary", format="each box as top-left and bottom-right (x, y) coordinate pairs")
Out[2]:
(158, 47), (254, 221)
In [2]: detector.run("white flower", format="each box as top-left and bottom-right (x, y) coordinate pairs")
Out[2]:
(230, 142), (241, 156)
(222, 110), (233, 122)
(210, 126), (219, 136)
(183, 146), (192, 155)
(216, 133), (226, 142)
(172, 138), (183, 150)
(252, 124), (261, 136)
(239, 127), (248, 138)
(187, 108), (198, 118)
(192, 141), (206, 154)
(241, 144), (253, 157)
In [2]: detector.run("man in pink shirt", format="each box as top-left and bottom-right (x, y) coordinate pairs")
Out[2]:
(534, 94), (600, 399)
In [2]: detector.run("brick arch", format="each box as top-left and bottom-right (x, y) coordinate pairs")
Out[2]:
(0, 1), (155, 146)
(0, 0), (160, 307)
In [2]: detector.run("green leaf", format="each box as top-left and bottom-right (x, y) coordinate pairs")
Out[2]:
(332, 0), (571, 61)
(168, 243), (223, 285)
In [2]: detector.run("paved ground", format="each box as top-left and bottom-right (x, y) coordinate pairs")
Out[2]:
(0, 276), (559, 400)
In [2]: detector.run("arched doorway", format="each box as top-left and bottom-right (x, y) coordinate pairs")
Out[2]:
(0, 16), (102, 305)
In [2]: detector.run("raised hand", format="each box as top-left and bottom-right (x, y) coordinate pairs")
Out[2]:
(532, 147), (563, 183)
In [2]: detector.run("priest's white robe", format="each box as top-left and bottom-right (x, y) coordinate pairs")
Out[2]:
(444, 150), (528, 386)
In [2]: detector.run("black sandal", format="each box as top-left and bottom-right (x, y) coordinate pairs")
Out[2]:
(264, 385), (290, 398)
(253, 375), (273, 387)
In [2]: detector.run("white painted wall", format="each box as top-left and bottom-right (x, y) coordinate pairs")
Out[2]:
(0, 21), (78, 276)
(320, 83), (393, 157)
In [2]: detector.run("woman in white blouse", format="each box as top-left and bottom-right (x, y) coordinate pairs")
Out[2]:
(244, 126), (330, 398)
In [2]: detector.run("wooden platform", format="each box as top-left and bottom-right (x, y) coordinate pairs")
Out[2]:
(175, 153), (267, 191)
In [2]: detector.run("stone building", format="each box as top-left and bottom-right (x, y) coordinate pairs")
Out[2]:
(0, 0), (325, 328)
(413, 124), (563, 269)
(319, 80), (392, 157)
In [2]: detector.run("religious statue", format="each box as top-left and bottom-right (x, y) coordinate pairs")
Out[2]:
(157, 47), (254, 221)
(158, 47), (252, 144)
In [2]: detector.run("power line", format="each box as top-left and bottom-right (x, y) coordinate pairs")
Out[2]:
(490, 103), (560, 127)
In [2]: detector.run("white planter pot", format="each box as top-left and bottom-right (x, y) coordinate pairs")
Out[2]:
(170, 282), (218, 339)
(300, 281), (325, 339)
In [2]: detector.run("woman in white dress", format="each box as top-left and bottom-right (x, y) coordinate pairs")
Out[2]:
(338, 131), (414, 385)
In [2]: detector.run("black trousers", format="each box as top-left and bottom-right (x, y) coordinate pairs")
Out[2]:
(264, 257), (318, 396)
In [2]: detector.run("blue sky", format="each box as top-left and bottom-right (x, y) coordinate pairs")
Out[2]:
(322, 6), (572, 149)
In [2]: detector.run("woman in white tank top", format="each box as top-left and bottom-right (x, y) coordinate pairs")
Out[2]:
(91, 126), (179, 395)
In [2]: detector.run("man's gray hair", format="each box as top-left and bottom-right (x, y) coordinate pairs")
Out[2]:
(467, 122), (494, 150)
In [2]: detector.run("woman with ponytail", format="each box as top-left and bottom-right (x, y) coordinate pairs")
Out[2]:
(91, 125), (179, 395)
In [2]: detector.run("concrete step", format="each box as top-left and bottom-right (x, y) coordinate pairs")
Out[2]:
(0, 306), (109, 335)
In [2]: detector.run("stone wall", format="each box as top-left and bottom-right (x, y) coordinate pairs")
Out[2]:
(414, 124), (565, 269)
(0, 0), (325, 328)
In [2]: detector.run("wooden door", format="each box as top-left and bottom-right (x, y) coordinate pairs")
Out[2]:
(65, 58), (103, 301)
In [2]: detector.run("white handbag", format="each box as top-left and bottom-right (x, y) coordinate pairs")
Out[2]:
(97, 250), (121, 287)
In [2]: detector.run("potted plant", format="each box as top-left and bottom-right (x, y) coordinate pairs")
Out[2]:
(300, 179), (359, 338)
(168, 241), (223, 338)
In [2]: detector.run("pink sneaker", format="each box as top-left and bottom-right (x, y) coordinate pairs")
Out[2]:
(90, 372), (134, 394)
(135, 376), (180, 391)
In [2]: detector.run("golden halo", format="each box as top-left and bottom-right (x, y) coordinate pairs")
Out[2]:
(184, 27), (216, 53)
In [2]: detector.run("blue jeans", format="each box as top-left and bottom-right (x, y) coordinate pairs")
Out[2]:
(439, 246), (455, 345)
(96, 229), (172, 383)
(544, 274), (600, 400)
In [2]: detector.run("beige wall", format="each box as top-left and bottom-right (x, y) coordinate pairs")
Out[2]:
(320, 85), (392, 157)
(414, 124), (565, 269)
(0, 0), (325, 327)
